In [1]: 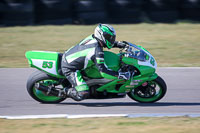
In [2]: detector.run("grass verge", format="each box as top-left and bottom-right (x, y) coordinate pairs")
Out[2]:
(0, 23), (200, 67)
(1, 117), (200, 133)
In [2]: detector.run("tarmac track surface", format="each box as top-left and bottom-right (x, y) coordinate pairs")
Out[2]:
(0, 68), (200, 116)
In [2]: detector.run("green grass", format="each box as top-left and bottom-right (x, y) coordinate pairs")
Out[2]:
(0, 23), (200, 68)
(1, 117), (200, 133)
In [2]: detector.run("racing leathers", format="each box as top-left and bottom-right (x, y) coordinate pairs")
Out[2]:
(61, 34), (126, 101)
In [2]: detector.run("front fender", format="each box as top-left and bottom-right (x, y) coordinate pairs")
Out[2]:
(118, 73), (158, 93)
(149, 73), (158, 81)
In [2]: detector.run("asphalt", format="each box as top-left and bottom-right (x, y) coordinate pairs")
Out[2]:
(0, 68), (200, 116)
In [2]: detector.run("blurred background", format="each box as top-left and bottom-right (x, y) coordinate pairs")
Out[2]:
(0, 0), (200, 26)
(0, 0), (200, 68)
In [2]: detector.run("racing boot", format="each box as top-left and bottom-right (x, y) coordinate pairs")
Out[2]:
(65, 88), (89, 101)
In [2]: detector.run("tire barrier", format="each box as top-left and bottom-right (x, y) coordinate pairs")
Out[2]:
(180, 0), (200, 21)
(144, 0), (179, 23)
(0, 0), (34, 26)
(75, 11), (108, 24)
(75, 0), (105, 12)
(0, 0), (200, 26)
(34, 0), (73, 25)
(74, 0), (108, 24)
(0, 1), (6, 25)
(107, 0), (144, 23)
(146, 11), (179, 23)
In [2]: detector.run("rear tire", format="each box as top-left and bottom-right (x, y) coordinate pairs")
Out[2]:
(128, 76), (167, 103)
(27, 70), (67, 104)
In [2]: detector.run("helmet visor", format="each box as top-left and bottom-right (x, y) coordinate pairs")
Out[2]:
(103, 32), (116, 46)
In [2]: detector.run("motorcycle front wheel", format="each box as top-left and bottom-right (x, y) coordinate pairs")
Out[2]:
(128, 76), (167, 103)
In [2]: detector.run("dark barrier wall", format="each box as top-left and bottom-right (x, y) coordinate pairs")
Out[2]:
(180, 0), (200, 21)
(0, 0), (34, 26)
(74, 0), (108, 24)
(144, 0), (180, 23)
(0, 0), (200, 26)
(34, 0), (73, 25)
(107, 0), (144, 23)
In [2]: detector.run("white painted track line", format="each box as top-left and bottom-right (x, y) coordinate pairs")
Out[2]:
(1, 113), (200, 120)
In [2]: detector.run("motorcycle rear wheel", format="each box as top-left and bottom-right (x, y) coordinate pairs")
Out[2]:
(128, 76), (167, 103)
(27, 70), (67, 103)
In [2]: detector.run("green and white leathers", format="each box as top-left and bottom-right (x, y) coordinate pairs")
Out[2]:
(25, 40), (167, 103)
(61, 34), (119, 93)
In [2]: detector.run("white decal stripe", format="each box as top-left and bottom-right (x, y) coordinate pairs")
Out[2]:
(75, 70), (86, 86)
(96, 57), (104, 60)
(67, 57), (78, 64)
(84, 48), (95, 69)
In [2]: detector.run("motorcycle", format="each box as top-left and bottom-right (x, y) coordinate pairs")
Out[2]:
(25, 42), (167, 103)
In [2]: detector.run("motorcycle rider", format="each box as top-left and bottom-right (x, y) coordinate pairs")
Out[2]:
(61, 23), (130, 101)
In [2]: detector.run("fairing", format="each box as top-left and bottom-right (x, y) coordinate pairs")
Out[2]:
(83, 51), (120, 78)
(25, 51), (64, 78)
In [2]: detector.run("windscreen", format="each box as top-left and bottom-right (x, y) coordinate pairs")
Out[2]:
(126, 43), (147, 61)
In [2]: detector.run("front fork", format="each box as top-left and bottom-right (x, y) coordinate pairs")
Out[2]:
(130, 73), (158, 89)
(119, 73), (158, 93)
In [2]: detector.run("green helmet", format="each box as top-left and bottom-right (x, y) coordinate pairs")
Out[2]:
(94, 24), (116, 49)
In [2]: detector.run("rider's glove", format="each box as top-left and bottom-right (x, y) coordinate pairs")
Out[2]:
(118, 72), (131, 80)
(114, 41), (127, 48)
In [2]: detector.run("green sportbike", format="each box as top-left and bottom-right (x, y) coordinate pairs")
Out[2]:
(25, 42), (167, 103)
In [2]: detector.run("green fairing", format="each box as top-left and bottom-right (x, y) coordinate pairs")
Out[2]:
(96, 73), (157, 93)
(129, 73), (158, 89)
(36, 66), (64, 79)
(100, 72), (117, 80)
(104, 51), (120, 71)
(83, 51), (120, 79)
(122, 57), (138, 67)
(84, 65), (102, 78)
(96, 79), (122, 92)
(122, 57), (155, 76)
(139, 66), (156, 76)
(26, 51), (58, 61)
(25, 51), (64, 78)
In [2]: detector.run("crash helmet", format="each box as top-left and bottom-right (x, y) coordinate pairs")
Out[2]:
(94, 23), (116, 49)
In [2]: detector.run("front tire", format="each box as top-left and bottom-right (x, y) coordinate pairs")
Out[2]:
(27, 70), (67, 104)
(128, 76), (167, 103)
